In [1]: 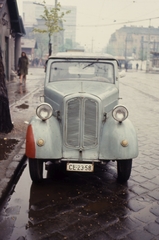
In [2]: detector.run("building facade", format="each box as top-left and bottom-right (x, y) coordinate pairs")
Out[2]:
(0, 0), (25, 81)
(107, 26), (159, 63)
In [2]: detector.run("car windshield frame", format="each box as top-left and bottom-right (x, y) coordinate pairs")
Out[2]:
(49, 60), (115, 84)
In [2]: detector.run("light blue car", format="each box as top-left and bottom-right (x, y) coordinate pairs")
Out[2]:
(26, 52), (138, 183)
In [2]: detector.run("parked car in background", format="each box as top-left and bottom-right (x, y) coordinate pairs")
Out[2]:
(26, 52), (138, 183)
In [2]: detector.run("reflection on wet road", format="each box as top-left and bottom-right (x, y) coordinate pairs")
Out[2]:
(1, 158), (159, 240)
(0, 139), (19, 160)
(0, 161), (132, 240)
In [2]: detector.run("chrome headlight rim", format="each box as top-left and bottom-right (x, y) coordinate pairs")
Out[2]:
(36, 103), (53, 120)
(112, 105), (128, 122)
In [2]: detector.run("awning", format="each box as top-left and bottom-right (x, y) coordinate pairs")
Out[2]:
(7, 0), (25, 36)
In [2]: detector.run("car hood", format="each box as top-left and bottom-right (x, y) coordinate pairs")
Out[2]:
(45, 81), (119, 112)
(45, 81), (118, 98)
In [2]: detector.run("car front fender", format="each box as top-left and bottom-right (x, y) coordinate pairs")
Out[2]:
(99, 117), (138, 160)
(26, 116), (62, 159)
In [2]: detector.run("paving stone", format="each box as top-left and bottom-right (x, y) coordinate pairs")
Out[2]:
(131, 175), (147, 183)
(41, 216), (69, 233)
(0, 217), (17, 240)
(95, 212), (119, 227)
(60, 211), (84, 224)
(12, 154), (23, 162)
(143, 164), (157, 170)
(59, 221), (86, 239)
(5, 205), (21, 215)
(131, 186), (148, 195)
(6, 162), (19, 178)
(128, 229), (154, 240)
(116, 190), (136, 201)
(140, 182), (158, 191)
(18, 149), (25, 155)
(127, 198), (145, 212)
(141, 172), (156, 180)
(148, 190), (159, 201)
(79, 231), (113, 240)
(133, 207), (156, 223)
(106, 221), (131, 239)
(119, 216), (141, 230)
(150, 176), (159, 184)
(150, 204), (159, 217)
(144, 222), (159, 236)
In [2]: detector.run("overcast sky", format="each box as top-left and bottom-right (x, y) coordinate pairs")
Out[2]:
(18, 0), (159, 51)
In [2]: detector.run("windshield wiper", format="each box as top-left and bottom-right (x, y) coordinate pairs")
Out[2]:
(83, 62), (97, 69)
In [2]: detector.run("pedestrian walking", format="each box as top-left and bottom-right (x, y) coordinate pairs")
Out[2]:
(18, 52), (29, 84)
(136, 63), (139, 71)
(0, 47), (14, 133)
(125, 61), (128, 72)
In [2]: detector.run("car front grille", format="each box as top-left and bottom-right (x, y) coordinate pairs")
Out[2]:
(65, 97), (98, 149)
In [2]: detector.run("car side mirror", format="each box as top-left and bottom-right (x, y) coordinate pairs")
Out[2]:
(119, 70), (126, 78)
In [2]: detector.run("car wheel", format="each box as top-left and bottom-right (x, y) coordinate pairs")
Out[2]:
(117, 159), (132, 183)
(29, 158), (43, 183)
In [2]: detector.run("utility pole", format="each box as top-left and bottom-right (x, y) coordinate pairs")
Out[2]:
(91, 38), (94, 53)
(125, 34), (128, 71)
(140, 36), (144, 70)
(53, 0), (58, 54)
(146, 19), (151, 73)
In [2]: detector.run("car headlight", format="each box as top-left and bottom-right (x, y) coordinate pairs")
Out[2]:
(36, 103), (53, 120)
(112, 105), (128, 122)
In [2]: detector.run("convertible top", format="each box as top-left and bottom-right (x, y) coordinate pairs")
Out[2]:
(48, 52), (118, 62)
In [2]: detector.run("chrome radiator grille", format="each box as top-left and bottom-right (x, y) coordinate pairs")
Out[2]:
(65, 97), (98, 148)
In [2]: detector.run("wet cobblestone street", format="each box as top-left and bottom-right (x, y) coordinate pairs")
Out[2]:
(0, 70), (159, 240)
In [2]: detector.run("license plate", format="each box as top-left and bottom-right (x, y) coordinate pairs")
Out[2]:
(66, 163), (94, 172)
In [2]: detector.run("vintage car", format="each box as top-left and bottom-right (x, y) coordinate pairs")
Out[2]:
(25, 52), (138, 183)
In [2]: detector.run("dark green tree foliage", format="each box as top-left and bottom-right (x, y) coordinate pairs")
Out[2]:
(0, 48), (14, 133)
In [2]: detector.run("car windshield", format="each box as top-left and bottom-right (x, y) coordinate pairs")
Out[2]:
(49, 61), (114, 83)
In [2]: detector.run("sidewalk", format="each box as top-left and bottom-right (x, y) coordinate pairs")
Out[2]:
(0, 67), (45, 204)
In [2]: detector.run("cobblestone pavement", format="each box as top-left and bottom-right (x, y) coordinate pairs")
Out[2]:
(0, 70), (159, 240)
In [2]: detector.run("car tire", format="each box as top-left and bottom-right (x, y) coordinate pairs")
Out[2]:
(117, 159), (132, 183)
(29, 158), (43, 183)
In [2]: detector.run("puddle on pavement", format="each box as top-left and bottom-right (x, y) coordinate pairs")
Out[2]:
(16, 103), (29, 109)
(0, 138), (19, 160)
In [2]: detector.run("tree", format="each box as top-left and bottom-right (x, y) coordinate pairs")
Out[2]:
(0, 47), (14, 133)
(33, 1), (70, 55)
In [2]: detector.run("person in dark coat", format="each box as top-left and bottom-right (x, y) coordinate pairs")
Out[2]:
(18, 52), (29, 84)
(136, 63), (139, 71)
(0, 47), (14, 133)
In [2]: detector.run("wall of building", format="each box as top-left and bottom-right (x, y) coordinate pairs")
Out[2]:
(0, 4), (12, 80)
(107, 26), (159, 62)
